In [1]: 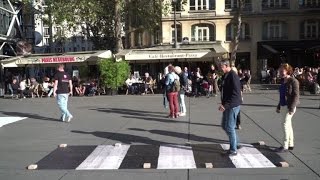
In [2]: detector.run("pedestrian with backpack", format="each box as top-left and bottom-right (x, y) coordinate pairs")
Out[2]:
(175, 66), (188, 117)
(165, 65), (180, 118)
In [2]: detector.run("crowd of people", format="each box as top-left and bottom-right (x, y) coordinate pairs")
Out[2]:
(5, 75), (102, 99)
(264, 66), (320, 94)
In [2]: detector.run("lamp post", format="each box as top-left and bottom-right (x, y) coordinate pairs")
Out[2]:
(172, 0), (178, 48)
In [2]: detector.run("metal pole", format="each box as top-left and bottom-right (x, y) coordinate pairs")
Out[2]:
(173, 0), (178, 49)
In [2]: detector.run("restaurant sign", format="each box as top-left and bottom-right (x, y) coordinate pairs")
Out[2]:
(125, 51), (209, 60)
(41, 57), (76, 63)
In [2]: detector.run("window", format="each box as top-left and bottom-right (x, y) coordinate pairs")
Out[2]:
(299, 0), (320, 7)
(134, 30), (143, 47)
(262, 21), (288, 40)
(190, 0), (215, 10)
(225, 0), (252, 10)
(262, 0), (289, 9)
(191, 23), (215, 41)
(44, 27), (49, 36)
(56, 27), (61, 36)
(82, 47), (86, 51)
(300, 20), (320, 39)
(226, 23), (250, 41)
(44, 37), (49, 45)
(73, 47), (77, 52)
(72, 37), (77, 42)
(153, 28), (161, 44)
(171, 24), (182, 43)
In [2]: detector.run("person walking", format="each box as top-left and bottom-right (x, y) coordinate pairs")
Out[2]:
(53, 64), (73, 123)
(175, 66), (188, 116)
(275, 63), (300, 153)
(165, 65), (179, 118)
(219, 60), (242, 156)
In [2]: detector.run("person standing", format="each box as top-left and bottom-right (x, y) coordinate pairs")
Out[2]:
(53, 64), (73, 123)
(275, 63), (300, 153)
(165, 65), (179, 118)
(208, 64), (219, 97)
(175, 66), (188, 116)
(219, 60), (242, 156)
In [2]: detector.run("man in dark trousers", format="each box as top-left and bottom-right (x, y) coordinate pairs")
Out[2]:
(53, 64), (73, 122)
(219, 60), (242, 156)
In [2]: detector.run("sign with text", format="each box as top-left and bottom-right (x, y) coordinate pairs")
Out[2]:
(41, 57), (76, 63)
(125, 51), (209, 60)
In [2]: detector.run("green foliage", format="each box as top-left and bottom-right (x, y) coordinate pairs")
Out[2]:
(98, 58), (130, 90)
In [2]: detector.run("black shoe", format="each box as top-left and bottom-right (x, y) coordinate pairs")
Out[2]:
(237, 145), (243, 150)
(274, 147), (288, 153)
(288, 146), (294, 150)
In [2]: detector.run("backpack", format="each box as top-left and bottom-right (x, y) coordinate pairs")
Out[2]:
(172, 79), (181, 92)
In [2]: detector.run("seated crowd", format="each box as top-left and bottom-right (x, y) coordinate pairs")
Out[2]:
(7, 76), (104, 99)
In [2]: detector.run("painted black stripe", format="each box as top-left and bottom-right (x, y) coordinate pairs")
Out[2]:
(192, 144), (235, 168)
(37, 146), (97, 169)
(119, 145), (160, 169)
(253, 145), (288, 167)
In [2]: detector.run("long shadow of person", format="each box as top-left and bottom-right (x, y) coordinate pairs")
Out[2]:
(128, 128), (229, 144)
(71, 130), (167, 145)
(0, 111), (59, 122)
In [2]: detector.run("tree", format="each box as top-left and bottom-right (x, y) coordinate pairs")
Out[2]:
(98, 58), (130, 93)
(23, 0), (169, 53)
(230, 0), (244, 67)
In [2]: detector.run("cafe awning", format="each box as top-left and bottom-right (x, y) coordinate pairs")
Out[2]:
(121, 44), (227, 61)
(1, 50), (112, 68)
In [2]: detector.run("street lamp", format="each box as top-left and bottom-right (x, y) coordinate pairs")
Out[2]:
(172, 0), (178, 48)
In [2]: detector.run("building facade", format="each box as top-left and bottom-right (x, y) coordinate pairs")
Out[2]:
(24, 0), (93, 54)
(127, 0), (320, 80)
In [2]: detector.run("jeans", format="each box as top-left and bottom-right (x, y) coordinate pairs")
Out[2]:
(57, 94), (72, 121)
(280, 106), (296, 149)
(163, 91), (168, 109)
(222, 106), (240, 152)
(178, 92), (186, 113)
(167, 92), (179, 117)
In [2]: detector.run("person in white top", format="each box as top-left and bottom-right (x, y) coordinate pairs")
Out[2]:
(19, 79), (26, 98)
(125, 75), (137, 95)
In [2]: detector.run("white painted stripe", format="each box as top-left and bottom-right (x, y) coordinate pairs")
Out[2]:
(0, 117), (27, 127)
(76, 145), (130, 170)
(221, 144), (276, 168)
(157, 144), (196, 169)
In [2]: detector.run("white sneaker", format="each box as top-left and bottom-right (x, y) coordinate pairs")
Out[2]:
(179, 113), (186, 116)
(66, 116), (73, 123)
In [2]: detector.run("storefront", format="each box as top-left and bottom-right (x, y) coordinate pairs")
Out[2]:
(258, 41), (320, 69)
(117, 43), (228, 81)
(1, 50), (112, 85)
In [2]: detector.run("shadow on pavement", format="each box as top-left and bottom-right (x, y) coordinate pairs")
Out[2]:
(128, 128), (229, 144)
(242, 104), (320, 110)
(0, 111), (59, 122)
(90, 108), (221, 127)
(91, 108), (166, 118)
(121, 115), (221, 127)
(71, 130), (166, 145)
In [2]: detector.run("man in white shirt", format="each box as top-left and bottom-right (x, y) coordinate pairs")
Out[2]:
(19, 79), (26, 98)
(125, 75), (137, 95)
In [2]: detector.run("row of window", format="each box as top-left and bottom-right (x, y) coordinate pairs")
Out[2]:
(180, 0), (319, 11)
(171, 20), (320, 43)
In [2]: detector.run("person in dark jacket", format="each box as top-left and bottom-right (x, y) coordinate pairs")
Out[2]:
(275, 63), (300, 153)
(175, 66), (188, 116)
(219, 60), (242, 156)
